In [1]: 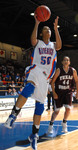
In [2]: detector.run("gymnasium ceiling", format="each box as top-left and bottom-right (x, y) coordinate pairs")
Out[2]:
(0, 0), (78, 50)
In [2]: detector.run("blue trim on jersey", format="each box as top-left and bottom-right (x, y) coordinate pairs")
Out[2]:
(49, 53), (57, 78)
(30, 49), (35, 65)
(25, 64), (36, 80)
(50, 59), (57, 78)
(54, 52), (57, 59)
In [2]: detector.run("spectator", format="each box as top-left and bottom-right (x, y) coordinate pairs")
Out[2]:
(18, 87), (23, 94)
(16, 78), (22, 86)
(0, 76), (2, 81)
(5, 87), (13, 96)
(12, 88), (18, 96)
(0, 76), (3, 86)
(15, 73), (20, 82)
(0, 65), (3, 73)
(2, 65), (6, 74)
(11, 72), (15, 81)
(9, 80), (16, 87)
(2, 77), (7, 86)
(6, 72), (10, 80)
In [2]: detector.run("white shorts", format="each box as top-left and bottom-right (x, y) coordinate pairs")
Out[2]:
(25, 65), (49, 103)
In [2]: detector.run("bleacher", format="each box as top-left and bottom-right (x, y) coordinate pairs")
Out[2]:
(0, 85), (23, 96)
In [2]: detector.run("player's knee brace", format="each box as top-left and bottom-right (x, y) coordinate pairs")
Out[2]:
(21, 82), (35, 98)
(34, 102), (44, 115)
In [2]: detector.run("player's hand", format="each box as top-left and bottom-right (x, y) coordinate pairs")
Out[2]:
(54, 16), (59, 31)
(34, 13), (40, 25)
(53, 92), (58, 99)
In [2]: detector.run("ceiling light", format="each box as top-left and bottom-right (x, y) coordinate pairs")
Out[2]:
(30, 13), (34, 16)
(57, 25), (60, 28)
(73, 34), (77, 37)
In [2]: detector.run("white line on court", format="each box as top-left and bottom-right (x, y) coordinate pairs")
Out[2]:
(15, 122), (78, 128)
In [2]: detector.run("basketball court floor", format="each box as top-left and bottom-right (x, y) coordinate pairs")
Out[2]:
(0, 104), (78, 150)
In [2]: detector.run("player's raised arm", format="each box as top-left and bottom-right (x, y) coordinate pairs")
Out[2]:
(31, 14), (40, 46)
(54, 16), (62, 51)
(73, 69), (78, 99)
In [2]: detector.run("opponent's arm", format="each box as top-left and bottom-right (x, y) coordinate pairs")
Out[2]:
(73, 69), (78, 99)
(54, 16), (62, 51)
(31, 14), (40, 46)
(51, 68), (60, 99)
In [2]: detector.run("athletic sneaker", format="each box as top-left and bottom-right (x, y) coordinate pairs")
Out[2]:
(61, 122), (68, 133)
(47, 125), (53, 134)
(4, 114), (16, 129)
(28, 133), (39, 150)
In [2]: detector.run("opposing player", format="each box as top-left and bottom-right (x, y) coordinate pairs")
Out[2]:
(48, 56), (78, 134)
(4, 14), (62, 150)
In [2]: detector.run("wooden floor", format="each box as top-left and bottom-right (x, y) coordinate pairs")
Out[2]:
(24, 104), (78, 150)
(25, 130), (78, 150)
(1, 103), (78, 150)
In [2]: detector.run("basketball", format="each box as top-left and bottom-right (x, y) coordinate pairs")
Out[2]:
(35, 5), (51, 22)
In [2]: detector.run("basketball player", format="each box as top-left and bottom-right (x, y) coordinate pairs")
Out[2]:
(4, 14), (62, 150)
(48, 56), (78, 134)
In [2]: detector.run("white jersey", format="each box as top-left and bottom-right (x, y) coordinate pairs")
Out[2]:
(25, 40), (57, 103)
(31, 40), (57, 79)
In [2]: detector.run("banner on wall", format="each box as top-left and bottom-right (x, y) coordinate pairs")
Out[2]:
(10, 51), (17, 60)
(0, 98), (15, 110)
(0, 96), (47, 110)
(0, 50), (5, 58)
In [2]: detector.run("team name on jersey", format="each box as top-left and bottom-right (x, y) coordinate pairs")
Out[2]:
(58, 85), (69, 90)
(39, 48), (53, 55)
(60, 75), (73, 80)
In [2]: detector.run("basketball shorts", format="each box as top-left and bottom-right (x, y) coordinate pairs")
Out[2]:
(54, 92), (72, 111)
(25, 65), (49, 103)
